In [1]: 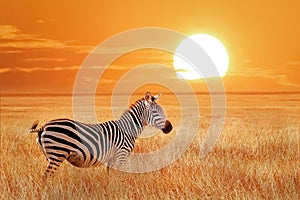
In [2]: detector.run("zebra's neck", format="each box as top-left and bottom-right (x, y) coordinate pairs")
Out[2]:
(116, 100), (146, 139)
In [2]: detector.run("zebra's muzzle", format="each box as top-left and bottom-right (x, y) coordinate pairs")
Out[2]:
(162, 120), (172, 134)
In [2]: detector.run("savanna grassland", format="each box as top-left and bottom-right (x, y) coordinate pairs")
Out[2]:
(0, 94), (299, 199)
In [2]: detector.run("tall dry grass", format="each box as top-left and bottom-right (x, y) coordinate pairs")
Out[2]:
(0, 94), (299, 199)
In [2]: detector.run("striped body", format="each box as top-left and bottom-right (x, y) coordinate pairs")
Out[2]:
(30, 93), (173, 180)
(38, 119), (130, 169)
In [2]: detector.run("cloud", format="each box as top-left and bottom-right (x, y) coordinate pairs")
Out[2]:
(280, 61), (300, 86)
(0, 37), (66, 49)
(74, 46), (95, 54)
(0, 25), (20, 39)
(284, 61), (300, 66)
(35, 20), (45, 24)
(0, 25), (64, 47)
(16, 66), (80, 73)
(23, 58), (66, 62)
(227, 59), (273, 77)
(0, 68), (11, 73)
(0, 50), (23, 54)
(0, 25), (93, 51)
(0, 25), (96, 75)
(226, 59), (300, 90)
(76, 46), (122, 54)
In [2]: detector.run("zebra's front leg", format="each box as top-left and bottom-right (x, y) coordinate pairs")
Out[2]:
(106, 159), (114, 174)
(106, 150), (129, 174)
(113, 150), (130, 171)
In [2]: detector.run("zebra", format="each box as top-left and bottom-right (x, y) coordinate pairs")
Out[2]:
(29, 92), (172, 180)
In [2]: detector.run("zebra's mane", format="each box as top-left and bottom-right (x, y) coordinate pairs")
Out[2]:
(128, 97), (158, 109)
(128, 98), (145, 110)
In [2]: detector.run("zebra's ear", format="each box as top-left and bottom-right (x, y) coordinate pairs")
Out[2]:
(144, 92), (152, 107)
(152, 93), (162, 102)
(145, 92), (152, 102)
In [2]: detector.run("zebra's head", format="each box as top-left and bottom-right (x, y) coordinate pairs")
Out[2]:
(143, 92), (173, 134)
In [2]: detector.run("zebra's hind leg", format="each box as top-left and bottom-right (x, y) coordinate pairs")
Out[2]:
(42, 156), (65, 181)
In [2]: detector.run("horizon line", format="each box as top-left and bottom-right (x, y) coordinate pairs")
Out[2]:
(1, 91), (300, 97)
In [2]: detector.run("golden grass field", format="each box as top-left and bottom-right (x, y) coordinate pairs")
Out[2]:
(1, 94), (299, 199)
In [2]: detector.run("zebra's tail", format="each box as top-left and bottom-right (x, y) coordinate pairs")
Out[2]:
(29, 120), (43, 133)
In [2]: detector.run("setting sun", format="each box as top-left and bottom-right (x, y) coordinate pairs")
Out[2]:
(173, 34), (229, 80)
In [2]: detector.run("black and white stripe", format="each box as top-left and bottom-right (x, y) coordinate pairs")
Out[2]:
(29, 92), (172, 180)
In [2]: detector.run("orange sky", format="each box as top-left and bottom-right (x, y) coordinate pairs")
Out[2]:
(0, 0), (299, 94)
